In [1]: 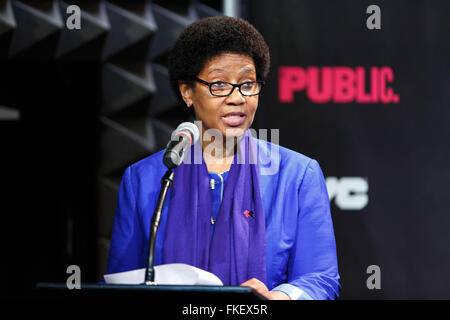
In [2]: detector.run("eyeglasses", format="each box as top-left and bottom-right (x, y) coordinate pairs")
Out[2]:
(195, 77), (264, 97)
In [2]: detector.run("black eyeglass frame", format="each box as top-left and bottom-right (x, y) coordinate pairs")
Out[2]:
(194, 77), (265, 97)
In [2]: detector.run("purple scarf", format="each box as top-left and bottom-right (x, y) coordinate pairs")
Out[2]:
(162, 130), (266, 286)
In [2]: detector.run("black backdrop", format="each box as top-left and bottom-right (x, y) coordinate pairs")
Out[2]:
(250, 0), (450, 299)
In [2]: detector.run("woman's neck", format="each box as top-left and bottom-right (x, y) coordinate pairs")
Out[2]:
(202, 134), (237, 174)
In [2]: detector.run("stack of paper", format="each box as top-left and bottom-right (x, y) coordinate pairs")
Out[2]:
(104, 263), (223, 286)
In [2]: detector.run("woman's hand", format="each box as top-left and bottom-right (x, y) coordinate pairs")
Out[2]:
(240, 278), (291, 300)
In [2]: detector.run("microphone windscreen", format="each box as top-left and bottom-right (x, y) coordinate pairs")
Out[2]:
(174, 122), (200, 144)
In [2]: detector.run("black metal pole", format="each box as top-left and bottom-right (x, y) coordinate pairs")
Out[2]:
(145, 169), (174, 285)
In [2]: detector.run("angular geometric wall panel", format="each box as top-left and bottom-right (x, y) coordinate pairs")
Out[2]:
(9, 0), (63, 57)
(102, 1), (156, 60)
(0, 0), (15, 58)
(147, 4), (191, 61)
(188, 2), (221, 20)
(98, 116), (155, 176)
(148, 62), (179, 116)
(148, 117), (177, 150)
(101, 62), (156, 116)
(0, 105), (20, 120)
(56, 1), (110, 58)
(0, 0), (16, 36)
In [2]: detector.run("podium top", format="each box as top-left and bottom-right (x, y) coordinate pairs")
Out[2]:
(35, 283), (267, 301)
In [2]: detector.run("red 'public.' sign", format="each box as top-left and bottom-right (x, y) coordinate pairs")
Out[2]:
(279, 66), (400, 104)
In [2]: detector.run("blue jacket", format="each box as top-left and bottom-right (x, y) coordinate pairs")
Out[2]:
(106, 138), (340, 300)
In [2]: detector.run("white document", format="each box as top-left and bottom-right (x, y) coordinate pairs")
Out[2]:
(104, 263), (223, 286)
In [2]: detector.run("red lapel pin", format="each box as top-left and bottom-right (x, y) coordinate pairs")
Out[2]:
(243, 210), (255, 218)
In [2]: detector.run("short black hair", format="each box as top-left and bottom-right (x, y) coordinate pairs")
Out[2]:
(168, 16), (270, 104)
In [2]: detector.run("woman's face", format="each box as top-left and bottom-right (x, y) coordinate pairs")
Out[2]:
(179, 53), (259, 139)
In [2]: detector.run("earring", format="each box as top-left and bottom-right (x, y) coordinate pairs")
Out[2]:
(186, 103), (191, 108)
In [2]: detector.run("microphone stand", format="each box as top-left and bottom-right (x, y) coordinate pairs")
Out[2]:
(144, 169), (174, 285)
(144, 123), (197, 285)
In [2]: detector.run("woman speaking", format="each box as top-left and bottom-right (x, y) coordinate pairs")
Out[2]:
(106, 16), (340, 300)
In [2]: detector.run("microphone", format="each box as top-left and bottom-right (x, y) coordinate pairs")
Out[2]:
(163, 122), (200, 169)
